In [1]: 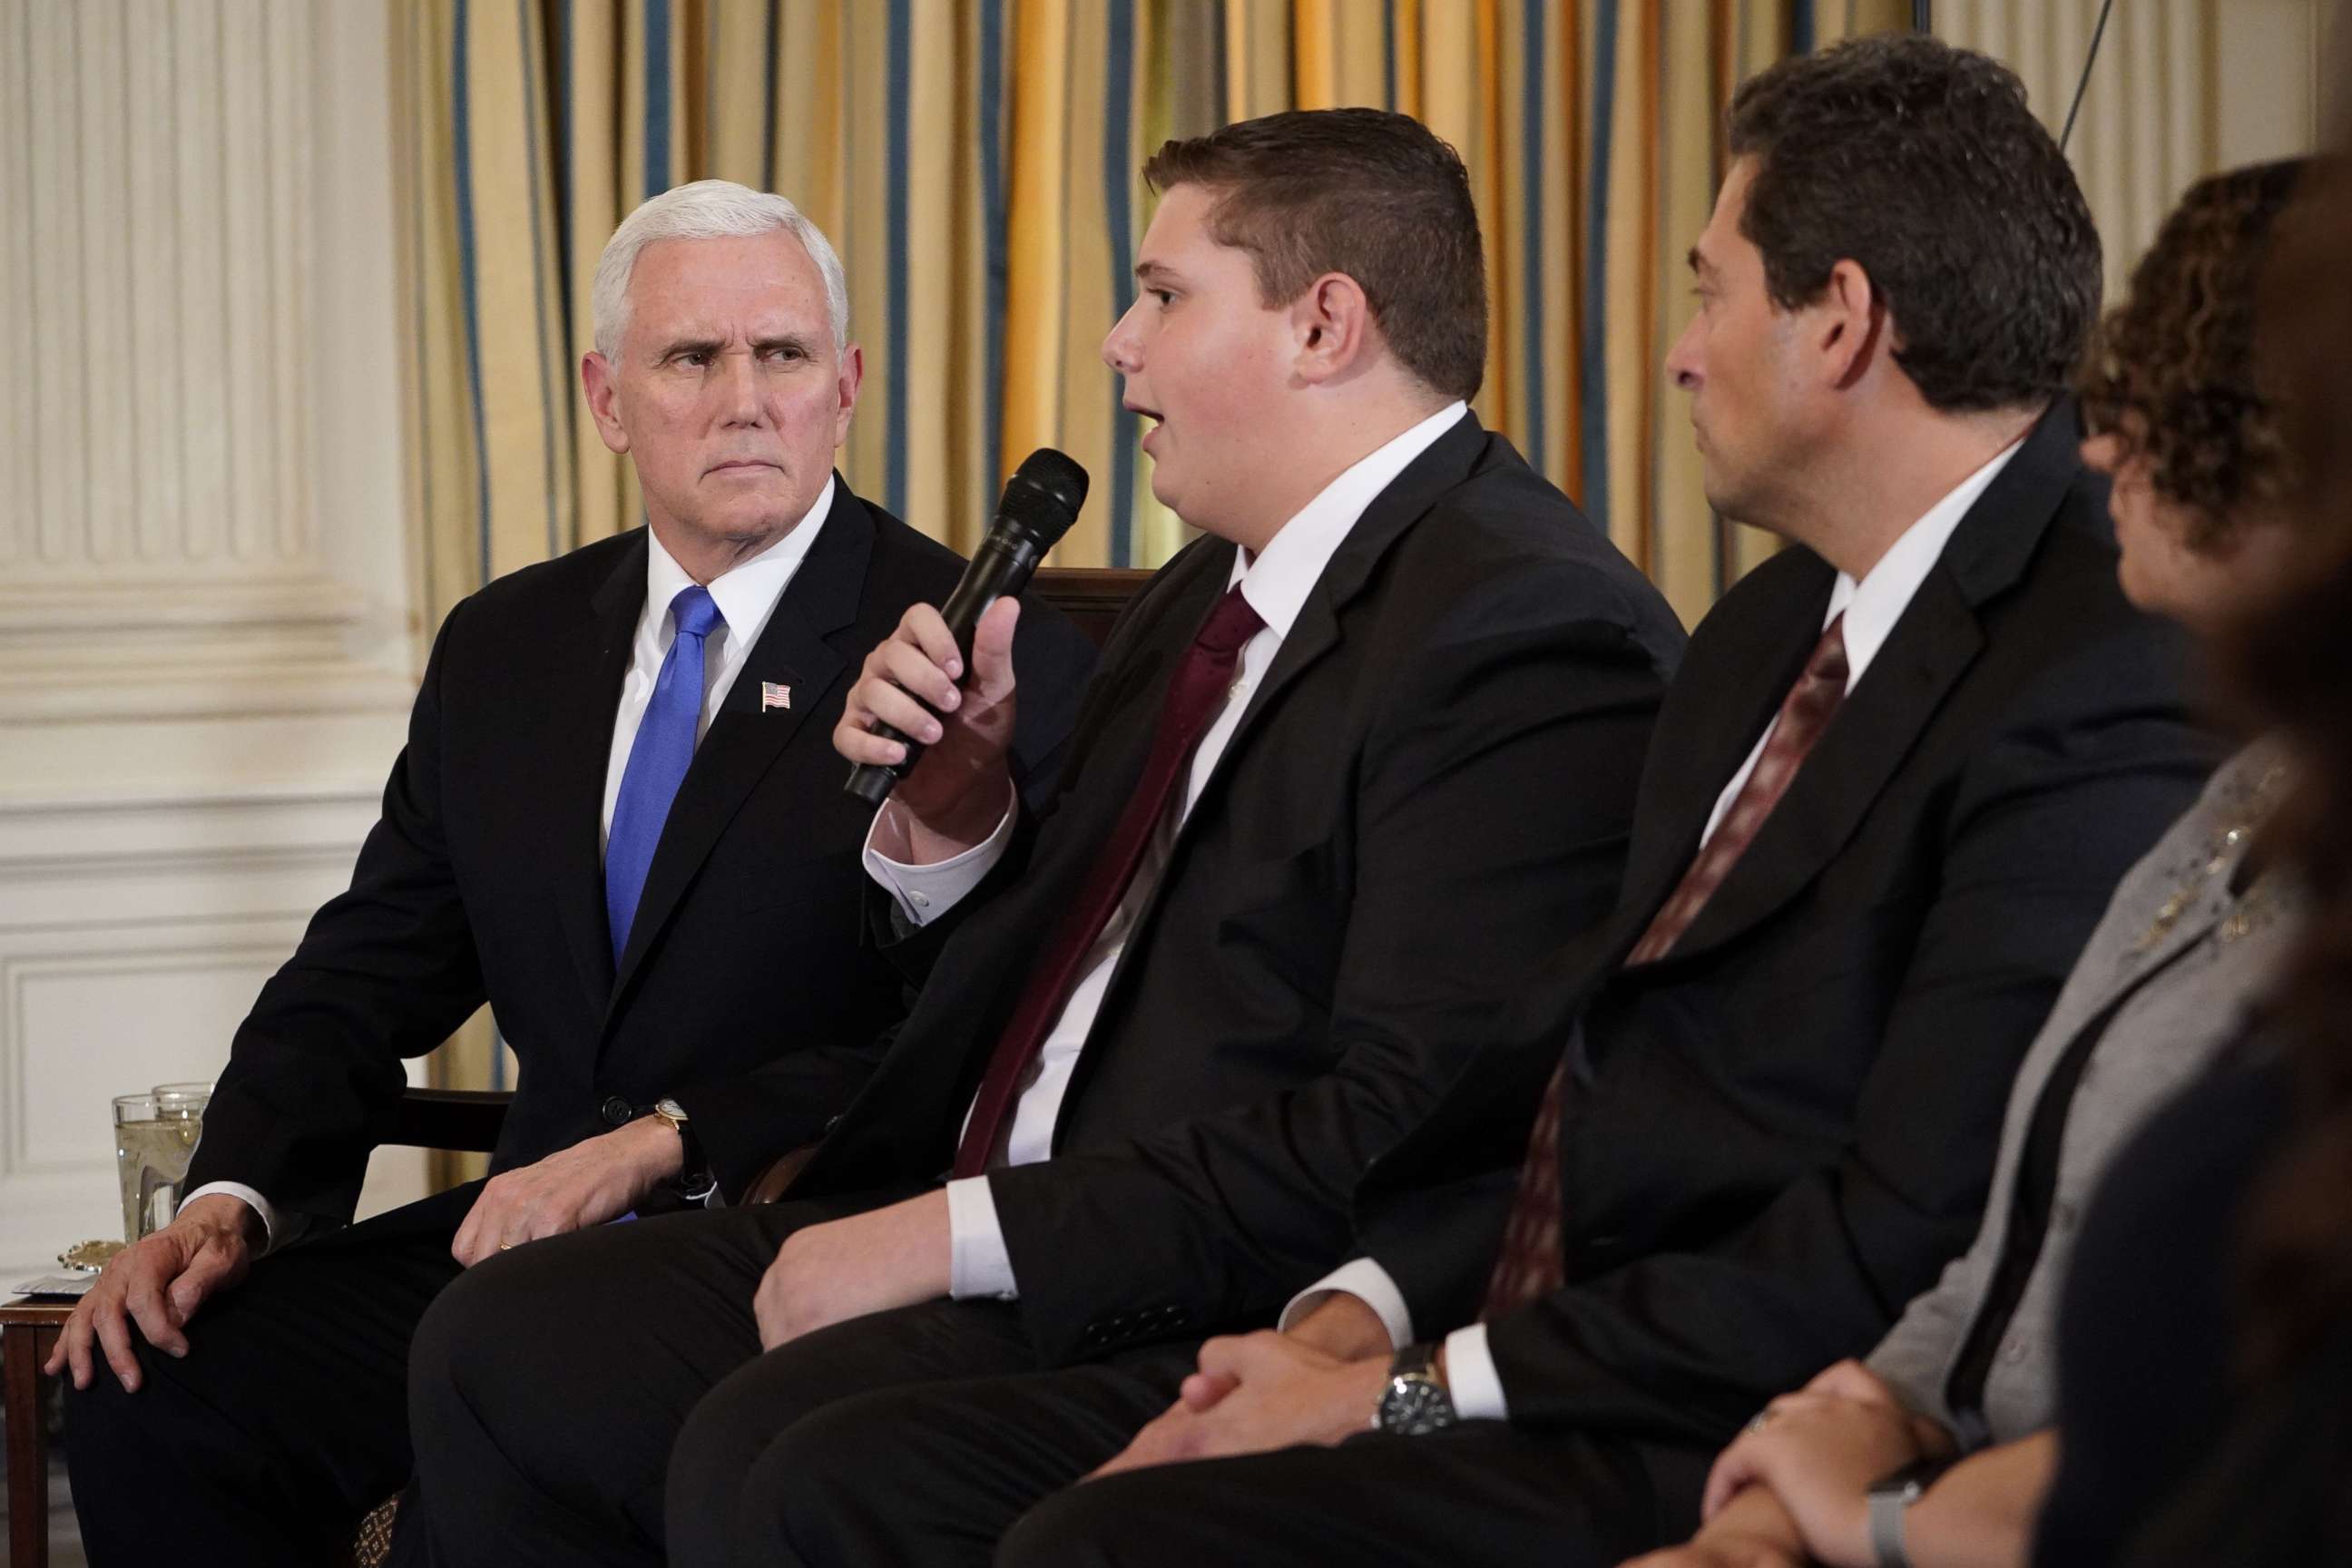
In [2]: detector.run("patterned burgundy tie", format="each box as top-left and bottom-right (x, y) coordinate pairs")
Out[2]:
(951, 584), (1266, 1179)
(1479, 614), (1850, 1318)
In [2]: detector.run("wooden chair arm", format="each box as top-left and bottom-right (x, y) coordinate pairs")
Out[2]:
(741, 1143), (823, 1206)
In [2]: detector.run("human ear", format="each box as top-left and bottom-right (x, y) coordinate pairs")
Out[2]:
(1815, 260), (1884, 392)
(582, 352), (632, 456)
(1291, 272), (1370, 383)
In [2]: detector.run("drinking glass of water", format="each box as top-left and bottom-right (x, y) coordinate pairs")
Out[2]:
(113, 1086), (208, 1241)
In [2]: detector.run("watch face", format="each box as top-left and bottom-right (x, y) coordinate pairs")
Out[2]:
(1379, 1375), (1457, 1436)
(655, 1097), (687, 1121)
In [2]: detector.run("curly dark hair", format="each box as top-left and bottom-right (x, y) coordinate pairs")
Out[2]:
(1142, 108), (1486, 403)
(1727, 34), (2102, 414)
(2078, 161), (2306, 550)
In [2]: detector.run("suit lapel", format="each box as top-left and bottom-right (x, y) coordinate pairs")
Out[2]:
(1608, 564), (1829, 950)
(1059, 415), (1500, 1102)
(553, 538), (649, 1011)
(1181, 412), (1496, 834)
(1663, 572), (1984, 960)
(1049, 544), (1239, 860)
(1656, 401), (2084, 965)
(605, 487), (867, 1018)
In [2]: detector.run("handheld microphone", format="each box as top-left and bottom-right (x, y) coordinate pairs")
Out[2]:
(844, 448), (1090, 808)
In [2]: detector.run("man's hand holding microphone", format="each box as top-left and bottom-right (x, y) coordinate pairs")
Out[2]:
(837, 446), (1087, 860)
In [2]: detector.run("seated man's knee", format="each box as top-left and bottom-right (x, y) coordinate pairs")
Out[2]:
(737, 1400), (894, 1563)
(995, 1480), (1130, 1568)
(407, 1247), (566, 1447)
(667, 1362), (825, 1563)
(61, 1337), (175, 1464)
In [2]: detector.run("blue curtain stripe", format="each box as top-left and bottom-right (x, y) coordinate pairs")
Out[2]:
(886, 0), (912, 519)
(1520, 0), (1547, 480)
(1104, 0), (1138, 568)
(517, 0), (562, 561)
(1579, 0), (1618, 532)
(979, 0), (1007, 507)
(644, 0), (671, 199)
(452, 0), (495, 594)
(761, 0), (780, 190)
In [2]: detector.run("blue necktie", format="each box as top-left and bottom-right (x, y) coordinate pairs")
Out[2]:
(605, 585), (725, 966)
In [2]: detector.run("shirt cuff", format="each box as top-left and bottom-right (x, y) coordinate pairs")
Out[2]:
(861, 789), (1016, 927)
(1278, 1258), (1416, 1351)
(181, 1181), (306, 1258)
(1442, 1323), (1510, 1422)
(945, 1176), (1019, 1299)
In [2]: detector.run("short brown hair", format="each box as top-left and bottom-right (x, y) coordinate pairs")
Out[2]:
(1728, 34), (2102, 414)
(1142, 108), (1486, 402)
(2079, 160), (2306, 551)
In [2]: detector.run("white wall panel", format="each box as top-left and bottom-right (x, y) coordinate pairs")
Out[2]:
(0, 0), (426, 1275)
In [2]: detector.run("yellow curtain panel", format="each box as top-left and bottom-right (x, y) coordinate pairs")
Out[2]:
(394, 0), (1913, 1100)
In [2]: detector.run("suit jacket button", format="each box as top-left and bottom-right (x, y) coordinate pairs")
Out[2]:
(601, 1096), (633, 1126)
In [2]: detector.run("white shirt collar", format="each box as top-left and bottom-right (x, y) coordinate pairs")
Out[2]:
(642, 474), (836, 651)
(1824, 438), (2022, 689)
(1224, 402), (1470, 637)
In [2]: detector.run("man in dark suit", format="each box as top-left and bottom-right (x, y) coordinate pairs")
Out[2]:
(51, 180), (1094, 1566)
(395, 108), (1687, 1566)
(693, 40), (2223, 1567)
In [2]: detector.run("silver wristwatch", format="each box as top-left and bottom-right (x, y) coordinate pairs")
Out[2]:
(1372, 1342), (1459, 1436)
(1866, 1456), (1951, 1568)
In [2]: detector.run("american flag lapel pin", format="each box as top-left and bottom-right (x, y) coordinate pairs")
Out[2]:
(760, 681), (792, 712)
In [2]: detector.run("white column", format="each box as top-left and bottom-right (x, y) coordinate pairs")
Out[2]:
(0, 0), (426, 1269)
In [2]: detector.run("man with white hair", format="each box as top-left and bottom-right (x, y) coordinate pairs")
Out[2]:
(54, 180), (1097, 1566)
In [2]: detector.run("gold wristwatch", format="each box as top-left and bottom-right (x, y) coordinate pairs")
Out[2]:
(650, 1097), (717, 1200)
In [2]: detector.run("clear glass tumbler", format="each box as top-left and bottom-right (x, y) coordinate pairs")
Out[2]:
(113, 1088), (206, 1241)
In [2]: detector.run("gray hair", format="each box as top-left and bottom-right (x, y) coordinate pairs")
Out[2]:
(591, 179), (850, 362)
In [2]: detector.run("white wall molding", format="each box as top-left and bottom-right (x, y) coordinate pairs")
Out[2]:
(0, 0), (426, 1269)
(0, 829), (426, 1268)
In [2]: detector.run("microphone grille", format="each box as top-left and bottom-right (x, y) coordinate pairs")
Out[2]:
(1000, 448), (1090, 547)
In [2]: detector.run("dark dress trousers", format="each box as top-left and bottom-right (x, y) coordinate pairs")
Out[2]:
(60, 482), (1098, 1568)
(397, 412), (1688, 1567)
(866, 404), (2223, 1568)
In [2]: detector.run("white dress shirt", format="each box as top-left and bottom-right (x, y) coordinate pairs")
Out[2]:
(1282, 437), (2024, 1421)
(190, 479), (837, 1252)
(863, 404), (1471, 1299)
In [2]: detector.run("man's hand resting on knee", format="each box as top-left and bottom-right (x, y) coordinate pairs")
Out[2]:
(44, 1192), (262, 1392)
(753, 1191), (952, 1348)
(451, 1115), (685, 1266)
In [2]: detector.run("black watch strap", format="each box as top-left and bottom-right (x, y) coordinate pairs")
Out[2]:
(648, 1100), (716, 1200)
(1374, 1342), (1459, 1436)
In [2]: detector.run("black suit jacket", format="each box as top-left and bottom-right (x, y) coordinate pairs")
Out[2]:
(786, 414), (1688, 1364)
(1355, 403), (2221, 1455)
(187, 483), (1097, 1226)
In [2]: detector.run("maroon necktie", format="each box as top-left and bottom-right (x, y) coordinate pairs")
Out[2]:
(1479, 614), (1850, 1318)
(951, 584), (1267, 1179)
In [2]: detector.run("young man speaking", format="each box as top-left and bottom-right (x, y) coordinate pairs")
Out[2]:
(397, 108), (1686, 1567)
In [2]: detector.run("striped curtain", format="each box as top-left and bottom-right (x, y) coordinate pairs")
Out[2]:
(395, 0), (1913, 1105)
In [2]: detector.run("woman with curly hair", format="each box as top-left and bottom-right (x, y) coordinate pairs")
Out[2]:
(1623, 155), (2313, 1568)
(2038, 144), (2352, 1566)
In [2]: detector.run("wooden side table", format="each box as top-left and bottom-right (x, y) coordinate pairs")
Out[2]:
(2, 1299), (71, 1568)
